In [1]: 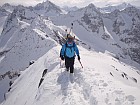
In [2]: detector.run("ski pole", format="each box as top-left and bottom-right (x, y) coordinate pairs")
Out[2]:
(78, 60), (83, 68)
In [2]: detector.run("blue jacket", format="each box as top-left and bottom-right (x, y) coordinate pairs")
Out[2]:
(60, 41), (79, 58)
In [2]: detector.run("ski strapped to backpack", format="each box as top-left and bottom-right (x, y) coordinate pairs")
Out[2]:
(65, 23), (74, 38)
(69, 23), (73, 34)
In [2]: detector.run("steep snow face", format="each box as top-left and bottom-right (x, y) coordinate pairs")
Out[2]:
(0, 27), (57, 73)
(0, 2), (68, 76)
(1, 46), (140, 105)
(103, 6), (140, 64)
(0, 16), (58, 100)
(33, 1), (63, 17)
(0, 5), (37, 50)
(0, 23), (57, 102)
(0, 0), (67, 75)
(0, 5), (61, 102)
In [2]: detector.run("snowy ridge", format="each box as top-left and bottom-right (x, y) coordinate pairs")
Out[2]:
(0, 1), (140, 104)
(1, 46), (140, 105)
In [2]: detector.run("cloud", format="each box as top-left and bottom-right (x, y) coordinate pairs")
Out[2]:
(0, 0), (139, 7)
(0, 0), (44, 6)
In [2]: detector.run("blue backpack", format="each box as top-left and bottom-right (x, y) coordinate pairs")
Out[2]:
(64, 41), (76, 58)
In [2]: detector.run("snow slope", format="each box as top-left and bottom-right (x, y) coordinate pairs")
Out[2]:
(1, 45), (140, 105)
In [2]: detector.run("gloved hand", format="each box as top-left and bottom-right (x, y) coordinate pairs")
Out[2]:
(61, 56), (64, 60)
(78, 55), (80, 60)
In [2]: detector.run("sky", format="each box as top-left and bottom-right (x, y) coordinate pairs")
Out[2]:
(0, 0), (140, 7)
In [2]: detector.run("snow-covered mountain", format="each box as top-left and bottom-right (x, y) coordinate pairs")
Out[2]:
(99, 2), (133, 13)
(103, 6), (140, 65)
(0, 1), (140, 105)
(33, 0), (64, 16)
(0, 1), (70, 102)
(51, 3), (140, 66)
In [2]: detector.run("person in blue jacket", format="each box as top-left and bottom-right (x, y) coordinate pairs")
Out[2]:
(60, 34), (80, 73)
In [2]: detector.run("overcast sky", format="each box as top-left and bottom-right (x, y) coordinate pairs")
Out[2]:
(0, 0), (140, 7)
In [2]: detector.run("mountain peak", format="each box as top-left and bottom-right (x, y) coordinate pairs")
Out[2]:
(35, 0), (58, 9)
(42, 0), (54, 6)
(83, 3), (98, 11)
(2, 3), (11, 7)
(83, 3), (100, 14)
(87, 3), (96, 8)
(34, 0), (63, 16)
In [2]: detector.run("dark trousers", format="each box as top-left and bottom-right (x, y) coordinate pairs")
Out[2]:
(65, 57), (75, 73)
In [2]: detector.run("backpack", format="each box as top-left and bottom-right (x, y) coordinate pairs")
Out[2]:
(64, 41), (76, 57)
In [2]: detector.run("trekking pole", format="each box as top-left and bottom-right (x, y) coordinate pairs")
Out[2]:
(78, 60), (83, 68)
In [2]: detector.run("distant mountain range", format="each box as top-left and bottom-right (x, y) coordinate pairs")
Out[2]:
(99, 2), (133, 13)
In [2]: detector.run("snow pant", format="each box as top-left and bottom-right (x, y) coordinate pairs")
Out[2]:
(65, 56), (75, 73)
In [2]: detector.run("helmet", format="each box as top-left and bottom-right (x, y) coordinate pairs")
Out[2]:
(67, 34), (73, 39)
